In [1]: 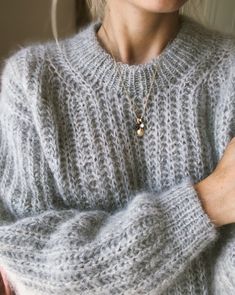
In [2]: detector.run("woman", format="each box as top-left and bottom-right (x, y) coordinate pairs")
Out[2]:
(0, 0), (235, 294)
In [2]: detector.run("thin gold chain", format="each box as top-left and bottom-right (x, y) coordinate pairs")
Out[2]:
(101, 24), (159, 120)
(100, 23), (175, 137)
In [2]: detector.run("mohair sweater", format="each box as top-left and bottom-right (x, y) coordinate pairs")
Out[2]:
(0, 13), (235, 295)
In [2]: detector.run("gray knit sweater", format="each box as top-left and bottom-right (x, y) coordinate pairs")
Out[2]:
(0, 14), (235, 295)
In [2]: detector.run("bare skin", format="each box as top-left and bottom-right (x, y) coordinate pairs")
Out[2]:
(194, 137), (235, 227)
(97, 0), (188, 65)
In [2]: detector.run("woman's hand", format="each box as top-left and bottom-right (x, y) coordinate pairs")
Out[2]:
(194, 136), (235, 227)
(0, 268), (14, 295)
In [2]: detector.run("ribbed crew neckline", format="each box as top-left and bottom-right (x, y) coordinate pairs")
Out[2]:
(52, 14), (212, 97)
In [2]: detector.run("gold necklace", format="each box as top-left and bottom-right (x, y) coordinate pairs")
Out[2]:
(100, 24), (173, 138)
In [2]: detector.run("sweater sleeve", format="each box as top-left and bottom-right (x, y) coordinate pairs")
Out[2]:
(0, 48), (219, 295)
(208, 41), (235, 295)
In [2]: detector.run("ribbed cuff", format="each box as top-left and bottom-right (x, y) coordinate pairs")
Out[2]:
(157, 176), (219, 253)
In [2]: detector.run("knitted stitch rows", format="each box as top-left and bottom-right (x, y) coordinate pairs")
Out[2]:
(0, 14), (235, 295)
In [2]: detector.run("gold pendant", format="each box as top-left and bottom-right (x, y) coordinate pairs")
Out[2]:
(136, 116), (144, 137)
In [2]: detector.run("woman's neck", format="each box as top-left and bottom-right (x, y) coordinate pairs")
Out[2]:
(96, 1), (181, 65)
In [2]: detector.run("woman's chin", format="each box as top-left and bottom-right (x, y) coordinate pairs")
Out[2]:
(127, 0), (189, 13)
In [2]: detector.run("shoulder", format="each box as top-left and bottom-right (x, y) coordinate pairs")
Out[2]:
(0, 33), (72, 98)
(178, 15), (235, 85)
(186, 15), (235, 66)
(0, 41), (48, 94)
(213, 29), (235, 71)
(193, 22), (235, 98)
(204, 26), (235, 78)
(214, 31), (235, 89)
(0, 40), (54, 121)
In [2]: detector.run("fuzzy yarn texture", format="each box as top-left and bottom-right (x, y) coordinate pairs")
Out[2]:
(0, 13), (235, 295)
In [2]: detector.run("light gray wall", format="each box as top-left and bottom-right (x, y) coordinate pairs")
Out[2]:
(186, 0), (235, 35)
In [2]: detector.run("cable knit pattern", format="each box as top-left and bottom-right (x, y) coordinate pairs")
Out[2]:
(0, 14), (235, 295)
